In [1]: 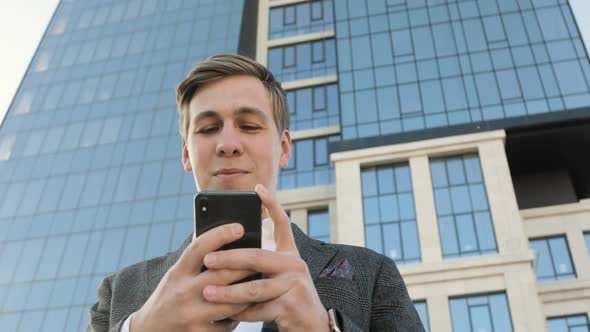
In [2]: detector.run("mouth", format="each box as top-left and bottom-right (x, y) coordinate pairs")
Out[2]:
(213, 168), (249, 180)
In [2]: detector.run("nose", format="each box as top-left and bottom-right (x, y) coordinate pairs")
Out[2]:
(215, 126), (243, 157)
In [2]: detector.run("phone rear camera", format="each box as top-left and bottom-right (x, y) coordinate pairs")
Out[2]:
(198, 198), (208, 218)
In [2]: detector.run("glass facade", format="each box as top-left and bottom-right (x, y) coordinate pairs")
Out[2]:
(278, 135), (337, 190)
(530, 236), (576, 282)
(361, 163), (421, 264)
(269, 0), (334, 40)
(414, 301), (430, 332)
(307, 209), (330, 243)
(286, 83), (340, 131)
(268, 39), (337, 82)
(334, 0), (590, 139)
(431, 154), (497, 259)
(548, 314), (590, 332)
(450, 293), (513, 332)
(0, 0), (245, 330)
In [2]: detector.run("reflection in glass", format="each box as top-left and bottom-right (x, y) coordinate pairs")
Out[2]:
(308, 209), (330, 243)
(0, 135), (16, 160)
(450, 293), (513, 332)
(361, 163), (420, 264)
(530, 236), (576, 282)
(431, 154), (497, 258)
(414, 302), (430, 332)
(547, 314), (590, 332)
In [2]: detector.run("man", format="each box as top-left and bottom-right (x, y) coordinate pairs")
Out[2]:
(87, 54), (424, 331)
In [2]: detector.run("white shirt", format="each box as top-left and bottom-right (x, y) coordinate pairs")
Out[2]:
(122, 218), (276, 332)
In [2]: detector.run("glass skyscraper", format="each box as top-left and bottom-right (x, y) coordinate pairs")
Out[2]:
(1, 0), (589, 331)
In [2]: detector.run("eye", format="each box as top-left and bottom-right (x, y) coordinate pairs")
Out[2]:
(241, 124), (261, 132)
(196, 126), (219, 134)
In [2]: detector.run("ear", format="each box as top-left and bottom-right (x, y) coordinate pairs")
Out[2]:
(182, 139), (192, 172)
(278, 130), (292, 169)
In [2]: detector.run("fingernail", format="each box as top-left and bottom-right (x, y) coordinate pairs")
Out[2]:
(232, 224), (243, 236)
(255, 184), (266, 195)
(204, 286), (216, 297)
(204, 253), (216, 266)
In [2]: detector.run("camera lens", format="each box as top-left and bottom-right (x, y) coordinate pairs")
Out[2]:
(199, 198), (208, 217)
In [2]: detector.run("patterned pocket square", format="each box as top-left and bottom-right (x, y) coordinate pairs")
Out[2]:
(319, 259), (353, 281)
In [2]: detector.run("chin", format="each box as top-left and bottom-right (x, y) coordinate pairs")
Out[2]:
(208, 180), (256, 192)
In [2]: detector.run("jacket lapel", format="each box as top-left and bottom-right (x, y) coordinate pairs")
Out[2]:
(291, 223), (338, 282)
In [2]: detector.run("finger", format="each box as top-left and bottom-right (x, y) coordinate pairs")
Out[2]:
(196, 268), (258, 287)
(230, 301), (280, 323)
(204, 303), (250, 323)
(255, 184), (297, 252)
(204, 248), (303, 275)
(203, 278), (290, 304)
(175, 223), (244, 274)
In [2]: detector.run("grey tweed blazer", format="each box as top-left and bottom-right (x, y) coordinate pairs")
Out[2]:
(87, 224), (424, 331)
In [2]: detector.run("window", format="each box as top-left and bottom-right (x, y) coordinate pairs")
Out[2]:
(278, 135), (337, 190)
(308, 209), (330, 242)
(269, 0), (334, 40)
(286, 84), (339, 131)
(414, 301), (430, 332)
(431, 154), (497, 259)
(450, 293), (513, 332)
(548, 314), (590, 332)
(361, 163), (421, 264)
(529, 236), (576, 282)
(0, 135), (16, 160)
(268, 39), (336, 82)
(585, 232), (590, 257)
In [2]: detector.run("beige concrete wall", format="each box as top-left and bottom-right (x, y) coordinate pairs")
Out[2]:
(409, 156), (442, 263)
(332, 130), (548, 330)
(523, 201), (590, 321)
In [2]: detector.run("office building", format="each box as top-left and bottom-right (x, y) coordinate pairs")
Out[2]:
(0, 0), (589, 330)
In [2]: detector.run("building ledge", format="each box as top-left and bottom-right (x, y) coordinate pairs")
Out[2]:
(537, 278), (590, 304)
(268, 30), (335, 48)
(282, 75), (338, 90)
(400, 252), (534, 286)
(291, 126), (340, 140)
(520, 199), (590, 220)
(268, 0), (309, 8)
(278, 184), (335, 209)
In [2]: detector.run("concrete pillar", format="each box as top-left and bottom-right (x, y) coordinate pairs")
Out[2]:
(290, 208), (307, 234)
(478, 140), (530, 255)
(566, 228), (590, 279)
(328, 199), (338, 243)
(409, 156), (443, 263)
(334, 159), (364, 247)
(428, 295), (452, 332)
(505, 265), (547, 332)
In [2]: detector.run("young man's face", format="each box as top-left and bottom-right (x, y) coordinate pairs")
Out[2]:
(182, 75), (291, 194)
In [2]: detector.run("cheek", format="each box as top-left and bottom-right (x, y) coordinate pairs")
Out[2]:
(188, 141), (212, 169)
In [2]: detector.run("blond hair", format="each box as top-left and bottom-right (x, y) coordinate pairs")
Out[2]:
(176, 54), (289, 139)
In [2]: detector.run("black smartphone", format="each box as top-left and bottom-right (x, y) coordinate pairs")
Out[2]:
(194, 190), (262, 275)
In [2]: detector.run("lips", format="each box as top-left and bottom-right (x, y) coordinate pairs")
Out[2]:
(214, 168), (249, 176)
(213, 168), (250, 182)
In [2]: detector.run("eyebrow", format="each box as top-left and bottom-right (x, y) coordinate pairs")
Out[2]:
(192, 107), (270, 125)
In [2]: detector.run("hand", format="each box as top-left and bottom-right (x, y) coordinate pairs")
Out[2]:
(131, 223), (253, 332)
(201, 184), (330, 331)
